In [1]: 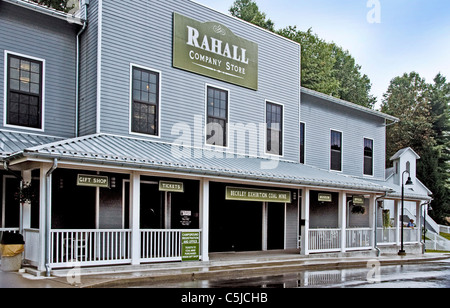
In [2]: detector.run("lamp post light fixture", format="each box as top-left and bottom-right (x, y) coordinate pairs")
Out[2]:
(398, 170), (413, 256)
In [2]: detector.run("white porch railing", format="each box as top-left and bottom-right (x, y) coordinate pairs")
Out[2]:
(140, 229), (202, 262)
(49, 229), (202, 268)
(377, 227), (397, 244)
(346, 228), (372, 250)
(49, 229), (132, 268)
(0, 228), (20, 235)
(402, 227), (420, 243)
(309, 229), (341, 252)
(440, 225), (450, 234)
(24, 229), (40, 266)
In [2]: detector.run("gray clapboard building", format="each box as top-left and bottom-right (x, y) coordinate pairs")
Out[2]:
(0, 0), (431, 274)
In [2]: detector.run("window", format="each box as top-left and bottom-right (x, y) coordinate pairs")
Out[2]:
(266, 102), (283, 156)
(131, 67), (159, 136)
(364, 138), (374, 176)
(330, 130), (342, 171)
(6, 54), (43, 129)
(206, 86), (228, 147)
(300, 122), (305, 164)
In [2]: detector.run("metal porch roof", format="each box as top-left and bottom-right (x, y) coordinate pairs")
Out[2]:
(0, 130), (63, 159)
(11, 133), (394, 193)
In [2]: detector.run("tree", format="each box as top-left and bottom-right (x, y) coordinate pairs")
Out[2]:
(381, 72), (434, 160)
(229, 0), (275, 32)
(382, 72), (450, 224)
(230, 0), (376, 108)
(331, 44), (377, 108)
(277, 27), (339, 97)
(30, 0), (75, 13)
(429, 73), (450, 186)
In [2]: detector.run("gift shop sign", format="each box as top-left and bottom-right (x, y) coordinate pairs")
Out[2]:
(173, 13), (258, 90)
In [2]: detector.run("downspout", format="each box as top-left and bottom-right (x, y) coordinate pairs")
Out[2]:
(75, 0), (89, 137)
(420, 200), (432, 254)
(374, 192), (388, 257)
(45, 159), (58, 277)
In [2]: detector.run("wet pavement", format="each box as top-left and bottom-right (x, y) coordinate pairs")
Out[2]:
(139, 258), (450, 288)
(1, 252), (449, 288)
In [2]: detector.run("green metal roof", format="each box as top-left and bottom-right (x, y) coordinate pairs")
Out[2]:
(0, 130), (63, 159)
(8, 133), (396, 193)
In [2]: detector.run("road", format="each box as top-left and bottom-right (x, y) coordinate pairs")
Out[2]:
(140, 259), (450, 288)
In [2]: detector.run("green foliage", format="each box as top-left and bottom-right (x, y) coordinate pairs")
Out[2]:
(30, 0), (75, 13)
(230, 0), (376, 108)
(382, 72), (450, 224)
(277, 27), (339, 97)
(229, 0), (274, 32)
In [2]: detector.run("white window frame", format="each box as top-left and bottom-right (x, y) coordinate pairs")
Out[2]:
(129, 63), (162, 139)
(204, 83), (230, 149)
(363, 137), (375, 177)
(3, 50), (46, 132)
(264, 100), (285, 157)
(330, 129), (343, 172)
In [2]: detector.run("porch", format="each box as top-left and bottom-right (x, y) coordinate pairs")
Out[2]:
(20, 228), (203, 268)
(300, 189), (423, 255)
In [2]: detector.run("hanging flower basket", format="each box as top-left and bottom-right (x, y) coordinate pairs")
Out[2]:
(351, 205), (366, 215)
(14, 182), (38, 204)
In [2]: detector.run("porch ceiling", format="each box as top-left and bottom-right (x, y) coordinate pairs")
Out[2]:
(8, 133), (393, 193)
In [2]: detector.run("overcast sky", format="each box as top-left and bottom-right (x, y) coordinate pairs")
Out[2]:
(195, 0), (450, 109)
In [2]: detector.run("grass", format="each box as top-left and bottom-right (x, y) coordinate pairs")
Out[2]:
(426, 250), (450, 253)
(440, 232), (450, 241)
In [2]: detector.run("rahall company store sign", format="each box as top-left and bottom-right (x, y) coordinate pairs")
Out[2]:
(173, 12), (258, 90)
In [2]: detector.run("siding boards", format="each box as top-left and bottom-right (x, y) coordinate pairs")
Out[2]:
(99, 0), (301, 161)
(79, 0), (99, 136)
(301, 92), (386, 180)
(0, 2), (78, 138)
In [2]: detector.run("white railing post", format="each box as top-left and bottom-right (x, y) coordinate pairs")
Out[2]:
(339, 192), (346, 252)
(130, 172), (141, 265)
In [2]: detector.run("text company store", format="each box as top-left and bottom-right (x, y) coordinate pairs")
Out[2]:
(0, 0), (431, 274)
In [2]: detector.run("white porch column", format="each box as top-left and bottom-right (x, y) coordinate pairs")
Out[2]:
(416, 201), (421, 243)
(129, 171), (141, 265)
(394, 200), (401, 245)
(339, 192), (347, 252)
(37, 164), (51, 272)
(300, 188), (310, 255)
(200, 178), (209, 262)
(21, 170), (32, 232)
(369, 194), (376, 247)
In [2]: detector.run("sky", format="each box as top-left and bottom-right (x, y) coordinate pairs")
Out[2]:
(195, 0), (450, 110)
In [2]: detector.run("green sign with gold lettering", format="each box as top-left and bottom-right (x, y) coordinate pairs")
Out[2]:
(173, 13), (258, 90)
(226, 187), (291, 203)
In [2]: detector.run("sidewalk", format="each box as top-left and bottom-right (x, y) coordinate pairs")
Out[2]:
(1, 251), (449, 288)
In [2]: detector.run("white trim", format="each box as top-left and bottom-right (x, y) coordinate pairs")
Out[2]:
(96, 0), (103, 134)
(362, 137), (375, 178)
(204, 83), (230, 149)
(3, 50), (46, 133)
(264, 100), (285, 158)
(128, 63), (162, 139)
(330, 128), (343, 173)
